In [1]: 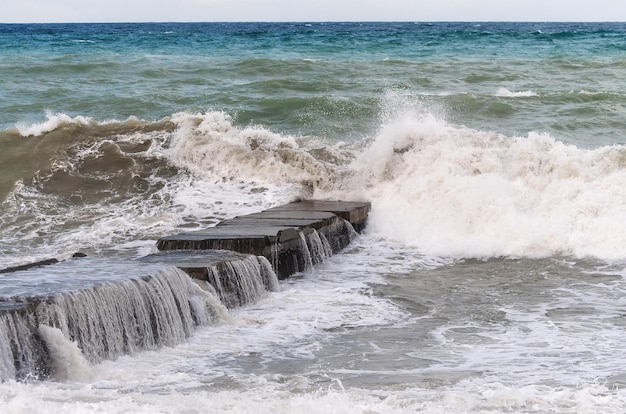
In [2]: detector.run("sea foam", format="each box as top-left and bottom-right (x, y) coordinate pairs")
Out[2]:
(328, 114), (626, 261)
(15, 111), (94, 137)
(495, 87), (538, 97)
(6, 108), (626, 265)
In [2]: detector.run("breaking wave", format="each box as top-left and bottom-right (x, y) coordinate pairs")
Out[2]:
(3, 109), (626, 264)
(338, 114), (626, 261)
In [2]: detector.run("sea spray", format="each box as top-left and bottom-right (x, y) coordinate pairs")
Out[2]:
(6, 101), (626, 265)
(166, 111), (339, 190)
(339, 115), (626, 261)
(36, 325), (93, 382)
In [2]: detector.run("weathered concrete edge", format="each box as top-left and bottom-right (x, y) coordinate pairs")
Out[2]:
(0, 259), (59, 274)
(155, 200), (371, 279)
(0, 200), (371, 287)
(266, 200), (371, 232)
(0, 200), (371, 381)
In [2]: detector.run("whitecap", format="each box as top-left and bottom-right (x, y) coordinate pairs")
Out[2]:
(15, 111), (93, 137)
(495, 87), (538, 97)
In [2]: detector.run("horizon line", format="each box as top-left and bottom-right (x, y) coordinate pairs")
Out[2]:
(1, 20), (625, 25)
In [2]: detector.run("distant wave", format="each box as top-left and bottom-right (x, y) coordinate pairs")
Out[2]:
(495, 88), (538, 98)
(15, 111), (95, 137)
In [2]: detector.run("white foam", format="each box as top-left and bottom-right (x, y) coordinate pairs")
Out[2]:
(7, 107), (626, 266)
(2, 378), (625, 414)
(3, 237), (626, 413)
(329, 114), (626, 261)
(166, 111), (339, 192)
(3, 263), (626, 413)
(36, 325), (93, 382)
(15, 111), (94, 137)
(1, 112), (311, 265)
(13, 112), (152, 138)
(495, 87), (538, 97)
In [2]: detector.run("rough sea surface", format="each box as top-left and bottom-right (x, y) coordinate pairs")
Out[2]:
(2, 22), (626, 413)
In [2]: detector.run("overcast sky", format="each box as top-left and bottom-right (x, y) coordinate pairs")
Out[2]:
(3, 0), (626, 23)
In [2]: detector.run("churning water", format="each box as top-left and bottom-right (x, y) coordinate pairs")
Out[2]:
(2, 22), (626, 413)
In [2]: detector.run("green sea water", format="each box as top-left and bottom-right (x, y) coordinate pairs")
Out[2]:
(3, 22), (626, 144)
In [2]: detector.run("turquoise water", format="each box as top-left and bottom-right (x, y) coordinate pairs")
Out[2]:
(3, 22), (626, 413)
(3, 22), (626, 144)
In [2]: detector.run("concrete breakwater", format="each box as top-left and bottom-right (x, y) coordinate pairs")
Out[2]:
(0, 200), (370, 381)
(156, 200), (370, 279)
(0, 260), (225, 381)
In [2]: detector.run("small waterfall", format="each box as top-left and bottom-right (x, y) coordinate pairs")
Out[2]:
(203, 255), (279, 308)
(297, 224), (352, 272)
(318, 218), (358, 254)
(0, 314), (15, 379)
(39, 267), (219, 363)
(270, 236), (281, 273)
(258, 256), (280, 292)
(273, 227), (332, 276)
(0, 265), (227, 381)
(269, 220), (357, 278)
(188, 281), (232, 325)
(297, 231), (315, 271)
(0, 304), (49, 381)
(305, 229), (333, 266)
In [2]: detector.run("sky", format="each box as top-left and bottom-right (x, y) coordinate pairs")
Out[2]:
(3, 0), (626, 23)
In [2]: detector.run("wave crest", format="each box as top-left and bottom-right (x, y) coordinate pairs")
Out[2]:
(166, 111), (348, 191)
(15, 111), (95, 137)
(339, 115), (626, 261)
(5, 109), (626, 263)
(495, 88), (538, 98)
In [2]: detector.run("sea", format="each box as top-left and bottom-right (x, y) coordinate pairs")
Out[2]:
(2, 21), (626, 413)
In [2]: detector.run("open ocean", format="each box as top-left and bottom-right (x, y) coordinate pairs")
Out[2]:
(2, 21), (626, 413)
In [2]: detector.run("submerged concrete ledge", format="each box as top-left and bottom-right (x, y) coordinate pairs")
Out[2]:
(139, 250), (278, 309)
(0, 200), (370, 381)
(0, 257), (224, 381)
(156, 200), (370, 279)
(0, 258), (59, 274)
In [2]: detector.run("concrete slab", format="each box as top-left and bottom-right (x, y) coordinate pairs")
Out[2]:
(138, 250), (251, 268)
(156, 225), (305, 256)
(218, 211), (342, 231)
(156, 199), (371, 278)
(238, 210), (338, 220)
(266, 200), (370, 228)
(140, 250), (277, 308)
